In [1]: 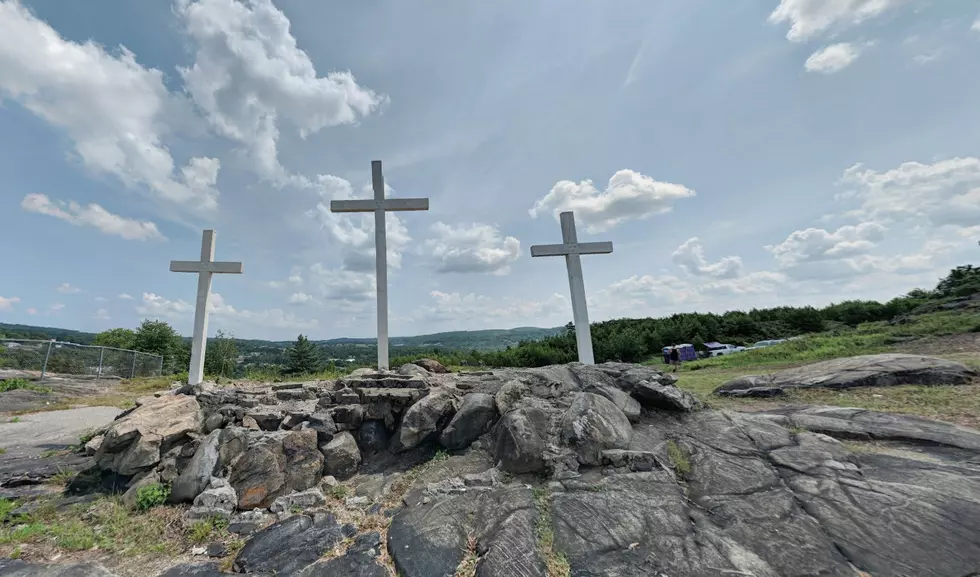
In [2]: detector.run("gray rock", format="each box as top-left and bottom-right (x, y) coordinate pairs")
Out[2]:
(0, 559), (120, 576)
(307, 411), (338, 444)
(171, 429), (221, 503)
(84, 435), (104, 456)
(246, 408), (283, 431)
(559, 392), (632, 466)
(234, 513), (344, 575)
(397, 363), (429, 378)
(715, 353), (979, 397)
(494, 379), (527, 415)
(203, 413), (225, 434)
(631, 380), (703, 412)
(95, 395), (202, 475)
(269, 488), (327, 515)
(413, 358), (450, 374)
(121, 471), (160, 509)
(329, 404), (364, 431)
(600, 449), (659, 472)
(357, 420), (389, 454)
(281, 428), (323, 491)
(157, 562), (267, 577)
(585, 384), (642, 422)
(493, 408), (549, 474)
(187, 479), (237, 521)
(321, 431), (362, 478)
(392, 389), (458, 452)
(302, 531), (388, 577)
(439, 392), (497, 451)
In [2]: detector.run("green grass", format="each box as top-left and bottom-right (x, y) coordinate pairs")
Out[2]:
(0, 379), (51, 394)
(187, 516), (229, 545)
(0, 448), (6, 455)
(7, 417), (20, 423)
(665, 440), (692, 479)
(532, 487), (570, 577)
(135, 483), (170, 511)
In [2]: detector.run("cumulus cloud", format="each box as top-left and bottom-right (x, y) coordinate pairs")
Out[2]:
(210, 292), (318, 330)
(671, 237), (743, 279)
(805, 43), (862, 74)
(57, 283), (81, 294)
(529, 169), (695, 233)
(308, 263), (376, 303)
(838, 157), (980, 230)
(21, 193), (165, 241)
(94, 308), (111, 321)
(973, 17), (980, 32)
(288, 292), (314, 305)
(0, 1), (220, 209)
(766, 223), (887, 279)
(175, 0), (384, 184)
(769, 0), (901, 42)
(118, 293), (134, 300)
(26, 307), (37, 315)
(309, 175), (412, 271)
(424, 222), (520, 275)
(49, 303), (65, 312)
(0, 296), (20, 310)
(137, 292), (193, 317)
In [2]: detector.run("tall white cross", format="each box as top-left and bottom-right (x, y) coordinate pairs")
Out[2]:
(530, 211), (613, 365)
(330, 160), (429, 371)
(170, 229), (243, 385)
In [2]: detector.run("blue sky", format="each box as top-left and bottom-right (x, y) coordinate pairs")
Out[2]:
(1, 0), (979, 340)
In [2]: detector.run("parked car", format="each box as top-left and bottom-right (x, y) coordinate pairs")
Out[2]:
(704, 342), (745, 357)
(746, 339), (788, 350)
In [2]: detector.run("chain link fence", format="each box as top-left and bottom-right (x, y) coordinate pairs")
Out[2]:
(0, 339), (163, 381)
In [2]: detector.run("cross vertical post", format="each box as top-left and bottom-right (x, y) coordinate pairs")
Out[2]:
(530, 211), (614, 365)
(170, 230), (244, 385)
(330, 160), (429, 371)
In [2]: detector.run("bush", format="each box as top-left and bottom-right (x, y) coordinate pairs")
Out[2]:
(135, 483), (170, 511)
(0, 378), (51, 393)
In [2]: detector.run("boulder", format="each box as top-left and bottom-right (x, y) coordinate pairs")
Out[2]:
(492, 408), (549, 474)
(225, 429), (321, 510)
(397, 363), (429, 378)
(413, 358), (450, 373)
(269, 488), (327, 515)
(391, 389), (458, 453)
(715, 353), (979, 397)
(234, 513), (344, 575)
(585, 384), (641, 423)
(357, 420), (389, 454)
(631, 380), (703, 412)
(439, 393), (497, 450)
(187, 478), (237, 521)
(559, 393), (632, 466)
(229, 442), (285, 510)
(171, 429), (222, 503)
(95, 395), (201, 475)
(281, 428), (323, 491)
(121, 471), (161, 510)
(84, 435), (104, 456)
(494, 380), (527, 415)
(321, 431), (362, 478)
(302, 531), (388, 577)
(307, 411), (338, 444)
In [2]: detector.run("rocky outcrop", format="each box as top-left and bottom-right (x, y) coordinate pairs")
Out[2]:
(227, 428), (322, 510)
(438, 392), (496, 450)
(715, 353), (978, 397)
(391, 389), (458, 452)
(559, 392), (632, 465)
(95, 395), (201, 476)
(233, 513), (345, 575)
(412, 358), (450, 374)
(321, 431), (361, 479)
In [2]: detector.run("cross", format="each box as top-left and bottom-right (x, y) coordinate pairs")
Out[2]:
(170, 229), (243, 385)
(530, 211), (613, 365)
(330, 160), (429, 370)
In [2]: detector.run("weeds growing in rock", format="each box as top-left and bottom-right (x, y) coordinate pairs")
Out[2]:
(187, 516), (228, 544)
(0, 448), (6, 455)
(533, 487), (570, 577)
(135, 483), (170, 511)
(0, 379), (50, 394)
(327, 484), (349, 500)
(666, 440), (692, 479)
(453, 533), (480, 577)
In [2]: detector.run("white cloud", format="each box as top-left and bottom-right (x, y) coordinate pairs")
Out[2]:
(0, 1), (220, 209)
(288, 292), (314, 305)
(175, 0), (384, 184)
(0, 296), (20, 311)
(529, 169), (695, 233)
(424, 222), (521, 275)
(26, 307), (37, 315)
(597, 275), (699, 308)
(94, 308), (111, 321)
(699, 271), (787, 296)
(118, 293), (134, 300)
(766, 222), (887, 279)
(21, 193), (166, 241)
(769, 0), (901, 42)
(912, 50), (942, 65)
(210, 293), (318, 331)
(839, 157), (980, 230)
(671, 237), (743, 279)
(94, 297), (107, 302)
(137, 292), (193, 318)
(972, 17), (980, 32)
(49, 303), (65, 312)
(309, 263), (376, 303)
(310, 175), (411, 271)
(805, 43), (862, 74)
(57, 283), (81, 294)
(419, 291), (569, 325)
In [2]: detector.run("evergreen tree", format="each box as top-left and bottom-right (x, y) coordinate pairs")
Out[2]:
(287, 334), (321, 375)
(133, 319), (185, 374)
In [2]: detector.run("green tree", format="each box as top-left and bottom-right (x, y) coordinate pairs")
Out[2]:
(93, 328), (137, 350)
(205, 330), (239, 378)
(286, 334), (321, 375)
(133, 320), (185, 374)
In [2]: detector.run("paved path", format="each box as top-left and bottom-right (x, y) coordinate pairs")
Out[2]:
(0, 406), (121, 456)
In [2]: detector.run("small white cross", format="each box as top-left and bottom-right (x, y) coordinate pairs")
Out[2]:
(530, 211), (613, 365)
(330, 161), (429, 370)
(170, 229), (243, 385)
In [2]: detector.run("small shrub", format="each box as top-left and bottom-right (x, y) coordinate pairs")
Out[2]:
(0, 498), (15, 522)
(0, 379), (51, 394)
(327, 484), (349, 500)
(187, 516), (227, 544)
(8, 417), (20, 424)
(666, 440), (692, 479)
(0, 448), (6, 455)
(48, 469), (76, 487)
(135, 483), (170, 512)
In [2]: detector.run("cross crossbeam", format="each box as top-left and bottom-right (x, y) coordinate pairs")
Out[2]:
(329, 160), (429, 370)
(529, 211), (613, 365)
(169, 229), (243, 385)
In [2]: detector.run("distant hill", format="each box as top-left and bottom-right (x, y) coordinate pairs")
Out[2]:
(0, 322), (561, 352)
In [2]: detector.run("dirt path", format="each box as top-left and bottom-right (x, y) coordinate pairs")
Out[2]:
(0, 406), (121, 457)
